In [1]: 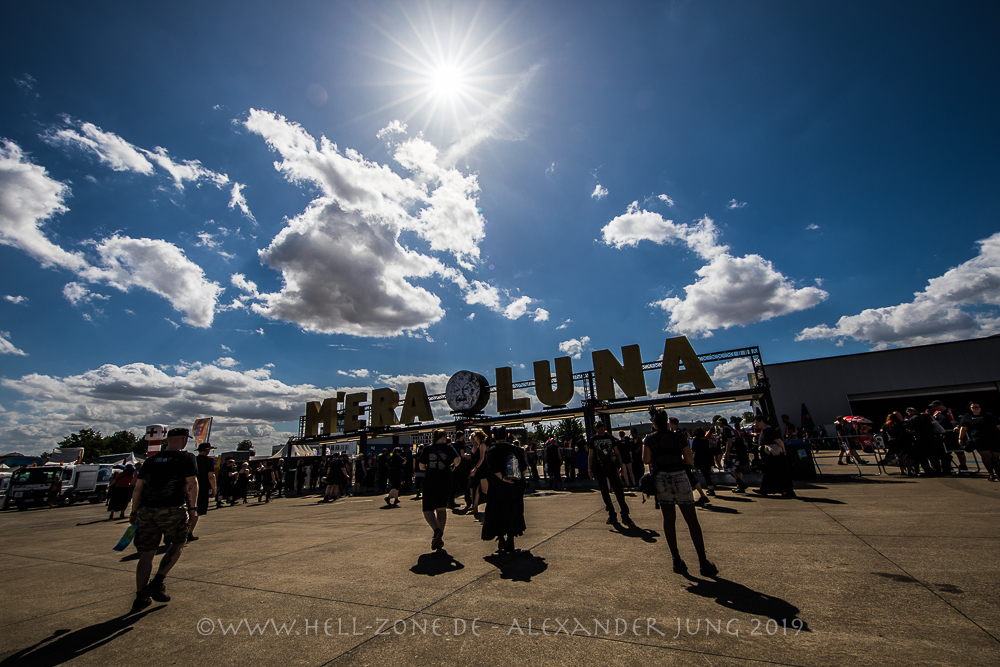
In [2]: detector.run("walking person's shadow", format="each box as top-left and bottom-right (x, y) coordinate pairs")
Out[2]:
(484, 551), (547, 582)
(0, 606), (163, 667)
(410, 550), (465, 576)
(683, 576), (811, 632)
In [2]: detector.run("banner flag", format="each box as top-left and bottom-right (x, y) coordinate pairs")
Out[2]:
(192, 418), (213, 445)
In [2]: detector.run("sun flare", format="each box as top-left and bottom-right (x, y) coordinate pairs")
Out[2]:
(430, 64), (464, 98)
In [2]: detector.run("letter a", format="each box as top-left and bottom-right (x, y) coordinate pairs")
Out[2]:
(657, 336), (715, 394)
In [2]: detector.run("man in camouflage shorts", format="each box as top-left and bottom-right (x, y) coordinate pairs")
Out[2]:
(128, 427), (198, 613)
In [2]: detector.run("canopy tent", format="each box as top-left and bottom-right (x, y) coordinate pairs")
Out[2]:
(269, 444), (319, 459)
(48, 448), (84, 464)
(96, 452), (144, 466)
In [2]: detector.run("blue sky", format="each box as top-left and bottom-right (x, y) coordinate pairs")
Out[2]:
(1, 1), (998, 454)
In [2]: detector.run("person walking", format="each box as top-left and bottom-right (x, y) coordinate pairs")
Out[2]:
(385, 447), (404, 507)
(417, 429), (460, 551)
(107, 464), (136, 520)
(753, 416), (796, 498)
(257, 460), (276, 503)
(545, 437), (562, 491)
(959, 402), (1000, 481)
(481, 427), (528, 554)
(469, 430), (490, 514)
(642, 412), (717, 576)
(189, 443), (216, 542)
(587, 422), (633, 526)
(128, 427), (198, 613)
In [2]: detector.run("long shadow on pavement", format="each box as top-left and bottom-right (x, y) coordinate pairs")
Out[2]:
(483, 551), (547, 582)
(0, 606), (164, 666)
(683, 576), (811, 632)
(410, 550), (465, 576)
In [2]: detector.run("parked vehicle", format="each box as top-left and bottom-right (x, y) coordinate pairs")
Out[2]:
(0, 472), (11, 510)
(8, 467), (70, 510)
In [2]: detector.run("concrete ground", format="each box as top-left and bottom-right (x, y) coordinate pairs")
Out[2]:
(0, 450), (997, 666)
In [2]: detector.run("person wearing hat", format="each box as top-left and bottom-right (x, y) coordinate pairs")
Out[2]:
(128, 427), (198, 613)
(190, 442), (217, 542)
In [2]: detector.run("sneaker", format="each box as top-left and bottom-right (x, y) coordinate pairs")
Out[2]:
(186, 534), (199, 543)
(431, 529), (444, 551)
(699, 559), (719, 577)
(622, 517), (635, 527)
(734, 485), (747, 494)
(130, 593), (152, 614)
(752, 489), (767, 496)
(781, 491), (797, 499)
(837, 461), (848, 466)
(606, 515), (617, 525)
(706, 489), (716, 496)
(695, 496), (709, 506)
(144, 580), (171, 603)
(672, 554), (687, 574)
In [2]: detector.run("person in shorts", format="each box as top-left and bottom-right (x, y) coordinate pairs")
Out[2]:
(642, 412), (717, 577)
(417, 429), (460, 551)
(129, 427), (198, 613)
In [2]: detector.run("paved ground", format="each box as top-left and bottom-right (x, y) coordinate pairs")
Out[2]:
(0, 451), (997, 666)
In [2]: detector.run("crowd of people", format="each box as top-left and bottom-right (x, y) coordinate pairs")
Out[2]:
(114, 400), (998, 616)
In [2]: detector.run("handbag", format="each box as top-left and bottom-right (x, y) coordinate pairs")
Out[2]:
(764, 443), (782, 456)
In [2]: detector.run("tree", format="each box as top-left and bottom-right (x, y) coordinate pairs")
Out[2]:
(103, 430), (142, 456)
(236, 439), (255, 455)
(557, 418), (585, 442)
(58, 428), (107, 460)
(530, 422), (557, 442)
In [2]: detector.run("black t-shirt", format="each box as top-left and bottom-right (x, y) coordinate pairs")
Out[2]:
(960, 413), (1000, 445)
(196, 455), (214, 484)
(758, 426), (781, 447)
(138, 450), (197, 508)
(643, 430), (688, 473)
(546, 442), (561, 465)
(418, 442), (459, 485)
(588, 433), (619, 473)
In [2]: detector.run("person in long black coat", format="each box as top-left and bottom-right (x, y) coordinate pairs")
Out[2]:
(481, 428), (528, 554)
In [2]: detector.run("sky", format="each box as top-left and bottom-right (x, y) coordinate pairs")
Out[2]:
(1, 1), (999, 455)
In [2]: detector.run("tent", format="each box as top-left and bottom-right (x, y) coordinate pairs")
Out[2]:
(269, 444), (319, 458)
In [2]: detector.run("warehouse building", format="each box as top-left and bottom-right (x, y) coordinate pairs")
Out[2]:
(765, 336), (1000, 432)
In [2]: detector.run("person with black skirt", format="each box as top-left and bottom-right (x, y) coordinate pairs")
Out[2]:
(959, 402), (1000, 482)
(417, 430), (460, 551)
(753, 415), (796, 498)
(481, 427), (528, 554)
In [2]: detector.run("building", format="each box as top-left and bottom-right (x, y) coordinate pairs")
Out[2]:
(765, 336), (1000, 432)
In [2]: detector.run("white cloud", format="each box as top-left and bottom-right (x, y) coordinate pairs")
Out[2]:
(143, 146), (229, 191)
(0, 360), (355, 453)
(82, 236), (223, 328)
(601, 204), (728, 260)
(0, 332), (27, 356)
(654, 253), (827, 337)
(658, 194), (675, 206)
(214, 357), (239, 368)
(467, 312), (475, 321)
(243, 110), (540, 335)
(441, 64), (540, 166)
(62, 281), (108, 306)
(806, 224), (820, 230)
(4, 295), (27, 304)
(533, 308), (550, 322)
(604, 200), (825, 336)
(556, 319), (571, 330)
(0, 140), (87, 271)
(228, 182), (257, 225)
(221, 344), (232, 352)
(711, 358), (754, 382)
(797, 232), (1000, 348)
(337, 369), (370, 379)
(45, 119), (229, 192)
(591, 184), (608, 200)
(48, 122), (155, 174)
(545, 163), (556, 176)
(504, 296), (532, 320)
(376, 372), (451, 395)
(376, 120), (407, 140)
(558, 336), (591, 360)
(195, 232), (220, 248)
(727, 199), (747, 209)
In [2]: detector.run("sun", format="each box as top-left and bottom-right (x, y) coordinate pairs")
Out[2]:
(355, 2), (527, 138)
(429, 64), (465, 98)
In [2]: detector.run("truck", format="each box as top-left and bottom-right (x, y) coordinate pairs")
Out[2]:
(7, 464), (114, 510)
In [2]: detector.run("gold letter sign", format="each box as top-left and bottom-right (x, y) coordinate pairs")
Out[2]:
(399, 382), (434, 425)
(592, 344), (646, 401)
(533, 356), (575, 407)
(304, 392), (344, 436)
(658, 336), (716, 394)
